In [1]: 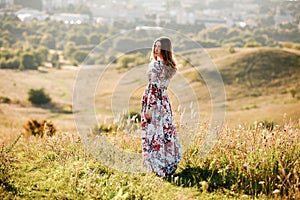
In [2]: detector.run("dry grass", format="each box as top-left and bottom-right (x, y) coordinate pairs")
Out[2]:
(0, 47), (300, 199)
(0, 116), (299, 199)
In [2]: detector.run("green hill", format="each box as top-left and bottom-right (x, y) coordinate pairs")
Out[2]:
(217, 48), (300, 88)
(181, 47), (300, 125)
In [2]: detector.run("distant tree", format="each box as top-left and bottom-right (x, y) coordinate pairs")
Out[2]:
(27, 35), (41, 47)
(254, 35), (268, 46)
(289, 89), (296, 98)
(50, 53), (60, 68)
(73, 50), (88, 63)
(198, 25), (228, 42)
(9, 57), (21, 69)
(117, 54), (136, 69)
(69, 34), (88, 46)
(89, 34), (101, 45)
(115, 38), (136, 52)
(244, 42), (262, 48)
(116, 53), (146, 69)
(40, 34), (56, 49)
(33, 51), (43, 66)
(63, 43), (77, 60)
(0, 57), (20, 69)
(20, 52), (38, 70)
(28, 88), (51, 105)
(0, 50), (14, 60)
(33, 46), (49, 66)
(228, 45), (236, 54)
(226, 29), (240, 39)
(35, 46), (49, 63)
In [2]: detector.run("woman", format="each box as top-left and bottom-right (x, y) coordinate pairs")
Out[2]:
(141, 36), (182, 178)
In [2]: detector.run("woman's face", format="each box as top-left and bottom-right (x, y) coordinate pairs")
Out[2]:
(154, 41), (162, 58)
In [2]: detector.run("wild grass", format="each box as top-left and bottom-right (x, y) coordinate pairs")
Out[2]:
(0, 117), (299, 199)
(0, 47), (299, 199)
(173, 118), (300, 199)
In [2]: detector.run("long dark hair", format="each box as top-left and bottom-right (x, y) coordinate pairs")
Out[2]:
(150, 36), (177, 70)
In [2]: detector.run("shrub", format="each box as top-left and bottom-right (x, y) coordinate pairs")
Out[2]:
(20, 52), (38, 70)
(289, 89), (296, 98)
(0, 49), (14, 60)
(35, 46), (49, 63)
(0, 96), (11, 104)
(40, 34), (56, 49)
(69, 34), (88, 46)
(63, 43), (77, 60)
(117, 54), (135, 69)
(282, 42), (293, 49)
(27, 88), (51, 105)
(116, 53), (147, 69)
(95, 123), (118, 134)
(72, 50), (88, 63)
(23, 119), (56, 138)
(126, 111), (141, 123)
(292, 43), (300, 50)
(244, 42), (262, 48)
(50, 52), (60, 68)
(0, 57), (20, 69)
(228, 45), (236, 54)
(89, 34), (101, 45)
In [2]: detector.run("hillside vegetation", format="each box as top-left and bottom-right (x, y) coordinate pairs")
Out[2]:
(180, 47), (300, 125)
(218, 48), (300, 88)
(0, 47), (300, 199)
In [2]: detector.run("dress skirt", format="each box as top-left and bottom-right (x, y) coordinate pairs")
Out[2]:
(141, 82), (182, 177)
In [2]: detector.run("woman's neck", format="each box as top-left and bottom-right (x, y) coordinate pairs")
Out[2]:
(157, 56), (163, 61)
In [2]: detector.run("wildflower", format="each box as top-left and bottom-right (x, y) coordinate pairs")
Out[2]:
(174, 176), (179, 184)
(200, 181), (209, 191)
(243, 162), (250, 168)
(272, 189), (280, 194)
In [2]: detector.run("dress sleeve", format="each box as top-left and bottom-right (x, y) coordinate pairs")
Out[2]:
(147, 61), (161, 110)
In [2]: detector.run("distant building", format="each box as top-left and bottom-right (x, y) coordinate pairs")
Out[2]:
(51, 13), (89, 24)
(15, 8), (49, 21)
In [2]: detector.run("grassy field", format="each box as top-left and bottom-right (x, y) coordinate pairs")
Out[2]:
(0, 47), (300, 199)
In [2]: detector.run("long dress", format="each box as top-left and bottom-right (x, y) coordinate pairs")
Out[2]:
(141, 60), (182, 177)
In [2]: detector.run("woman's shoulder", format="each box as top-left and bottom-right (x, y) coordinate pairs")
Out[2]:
(149, 60), (163, 71)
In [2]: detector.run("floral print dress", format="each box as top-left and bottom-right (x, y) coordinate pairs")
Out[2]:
(141, 60), (182, 177)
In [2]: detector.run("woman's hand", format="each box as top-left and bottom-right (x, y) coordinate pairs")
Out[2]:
(145, 108), (152, 122)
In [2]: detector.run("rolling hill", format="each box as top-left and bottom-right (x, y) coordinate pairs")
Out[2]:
(181, 47), (300, 125)
(217, 48), (300, 89)
(0, 47), (299, 137)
